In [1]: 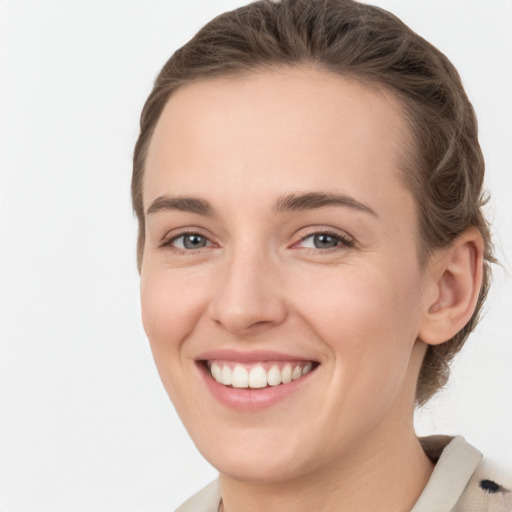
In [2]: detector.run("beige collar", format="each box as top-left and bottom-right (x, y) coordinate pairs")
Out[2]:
(411, 435), (482, 512)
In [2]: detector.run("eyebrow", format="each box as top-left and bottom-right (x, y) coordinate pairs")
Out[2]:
(146, 191), (378, 217)
(146, 195), (214, 216)
(272, 192), (378, 217)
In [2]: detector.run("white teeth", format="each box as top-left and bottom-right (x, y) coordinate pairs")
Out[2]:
(209, 361), (315, 388)
(267, 365), (282, 386)
(231, 366), (249, 388)
(221, 365), (232, 386)
(281, 364), (292, 384)
(249, 366), (267, 388)
(211, 363), (222, 383)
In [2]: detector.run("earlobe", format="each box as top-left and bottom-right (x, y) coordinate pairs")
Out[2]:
(419, 228), (484, 346)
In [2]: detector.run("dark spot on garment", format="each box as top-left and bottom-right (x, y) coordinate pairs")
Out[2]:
(480, 479), (509, 494)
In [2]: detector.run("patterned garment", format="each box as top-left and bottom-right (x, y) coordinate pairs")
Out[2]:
(175, 436), (512, 512)
(415, 436), (512, 512)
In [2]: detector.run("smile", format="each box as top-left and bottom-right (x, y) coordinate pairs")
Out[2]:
(196, 351), (320, 410)
(207, 361), (314, 389)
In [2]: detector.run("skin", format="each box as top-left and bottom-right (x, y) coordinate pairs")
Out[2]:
(140, 66), (483, 512)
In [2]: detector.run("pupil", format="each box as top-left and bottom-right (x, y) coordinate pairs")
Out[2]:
(184, 234), (205, 249)
(314, 234), (338, 248)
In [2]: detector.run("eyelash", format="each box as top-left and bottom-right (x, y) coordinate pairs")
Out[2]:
(295, 229), (354, 253)
(160, 228), (354, 255)
(160, 229), (213, 255)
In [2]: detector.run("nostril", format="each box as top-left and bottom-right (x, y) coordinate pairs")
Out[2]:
(208, 271), (288, 334)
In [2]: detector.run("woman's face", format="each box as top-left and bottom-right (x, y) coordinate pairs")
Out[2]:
(141, 67), (433, 482)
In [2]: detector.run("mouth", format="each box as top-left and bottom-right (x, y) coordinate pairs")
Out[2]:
(195, 350), (320, 410)
(204, 360), (318, 389)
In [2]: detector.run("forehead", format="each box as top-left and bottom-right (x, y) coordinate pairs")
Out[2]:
(143, 66), (414, 216)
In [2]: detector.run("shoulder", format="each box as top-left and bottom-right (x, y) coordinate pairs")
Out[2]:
(175, 479), (221, 512)
(455, 455), (512, 512)
(417, 435), (512, 512)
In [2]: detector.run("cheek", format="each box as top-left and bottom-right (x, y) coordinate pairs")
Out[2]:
(291, 262), (422, 394)
(139, 268), (215, 420)
(140, 267), (209, 364)
(294, 262), (416, 335)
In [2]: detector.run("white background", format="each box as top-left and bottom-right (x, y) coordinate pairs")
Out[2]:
(1, 1), (511, 510)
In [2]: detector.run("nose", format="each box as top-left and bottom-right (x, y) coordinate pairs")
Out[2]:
(208, 247), (288, 336)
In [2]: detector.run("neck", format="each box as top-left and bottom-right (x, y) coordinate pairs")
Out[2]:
(219, 426), (433, 512)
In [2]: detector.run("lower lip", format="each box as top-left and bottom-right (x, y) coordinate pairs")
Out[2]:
(197, 363), (315, 411)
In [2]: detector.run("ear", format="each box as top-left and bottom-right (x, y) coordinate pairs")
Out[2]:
(418, 228), (484, 346)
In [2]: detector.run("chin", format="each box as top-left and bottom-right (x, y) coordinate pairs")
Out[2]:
(211, 450), (311, 484)
(193, 427), (322, 484)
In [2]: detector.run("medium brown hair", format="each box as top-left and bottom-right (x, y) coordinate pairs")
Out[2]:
(132, 0), (495, 405)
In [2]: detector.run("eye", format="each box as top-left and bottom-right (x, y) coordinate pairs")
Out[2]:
(166, 233), (212, 250)
(296, 231), (353, 250)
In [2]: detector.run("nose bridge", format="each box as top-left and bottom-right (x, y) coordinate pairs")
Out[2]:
(210, 239), (286, 334)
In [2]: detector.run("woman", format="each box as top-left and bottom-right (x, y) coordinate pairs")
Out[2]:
(132, 0), (510, 510)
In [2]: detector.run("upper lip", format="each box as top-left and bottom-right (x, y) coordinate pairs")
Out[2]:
(196, 349), (319, 363)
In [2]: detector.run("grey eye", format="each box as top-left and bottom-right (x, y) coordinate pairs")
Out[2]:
(176, 234), (208, 249)
(311, 234), (339, 248)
